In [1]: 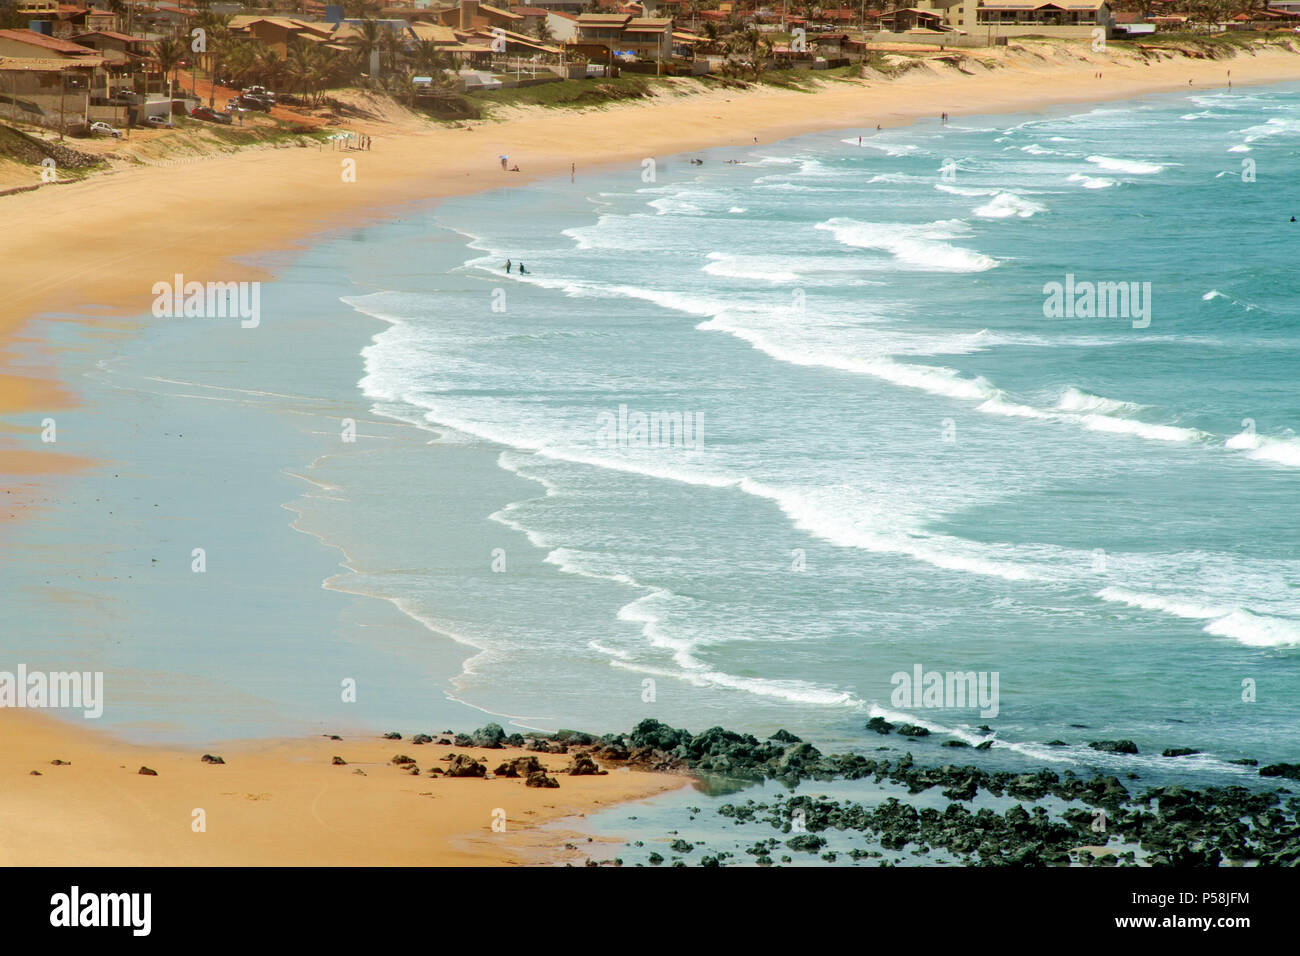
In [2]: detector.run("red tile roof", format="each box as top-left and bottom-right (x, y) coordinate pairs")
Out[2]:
(0, 28), (98, 54)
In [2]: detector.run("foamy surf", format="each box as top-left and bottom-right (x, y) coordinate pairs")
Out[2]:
(815, 217), (999, 272)
(973, 192), (1048, 219)
(1085, 155), (1164, 175)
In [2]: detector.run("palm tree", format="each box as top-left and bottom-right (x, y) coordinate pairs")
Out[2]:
(534, 19), (555, 44)
(254, 47), (286, 92)
(359, 19), (382, 82)
(729, 27), (771, 82)
(153, 36), (184, 120)
(379, 26), (405, 76)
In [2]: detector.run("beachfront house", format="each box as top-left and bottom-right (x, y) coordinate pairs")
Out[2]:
(575, 13), (672, 62)
(0, 27), (99, 59)
(0, 52), (104, 133)
(876, 0), (1112, 38)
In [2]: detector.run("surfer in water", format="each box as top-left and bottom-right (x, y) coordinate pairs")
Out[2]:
(518, 263), (529, 274)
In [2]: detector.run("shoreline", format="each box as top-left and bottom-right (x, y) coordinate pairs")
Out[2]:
(4, 709), (1296, 866)
(6, 39), (1300, 866)
(6, 43), (1300, 482)
(0, 708), (690, 866)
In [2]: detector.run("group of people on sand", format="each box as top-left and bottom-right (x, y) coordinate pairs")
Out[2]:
(504, 259), (528, 274)
(499, 157), (520, 172)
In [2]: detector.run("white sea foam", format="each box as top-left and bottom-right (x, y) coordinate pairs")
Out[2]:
(815, 217), (999, 272)
(1097, 587), (1300, 648)
(1085, 155), (1164, 175)
(974, 192), (1047, 219)
(1054, 386), (1143, 416)
(934, 183), (998, 197)
(1067, 173), (1116, 189)
(702, 252), (801, 283)
(1226, 429), (1300, 467)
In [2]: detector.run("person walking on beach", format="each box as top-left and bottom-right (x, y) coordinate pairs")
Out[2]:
(505, 259), (512, 273)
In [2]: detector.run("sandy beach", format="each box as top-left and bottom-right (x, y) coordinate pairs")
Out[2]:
(6, 41), (1300, 477)
(0, 708), (686, 866)
(5, 36), (1300, 866)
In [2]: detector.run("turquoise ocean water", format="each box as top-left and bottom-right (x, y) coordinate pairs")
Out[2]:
(5, 84), (1299, 803)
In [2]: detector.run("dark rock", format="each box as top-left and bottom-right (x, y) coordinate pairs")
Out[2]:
(555, 729), (598, 746)
(568, 753), (606, 776)
(975, 740), (993, 751)
(383, 732), (402, 740)
(769, 729), (801, 743)
(391, 754), (416, 765)
(1088, 740), (1139, 755)
(1047, 740), (1068, 747)
(138, 766), (157, 776)
(866, 717), (894, 735)
(942, 740), (970, 748)
(445, 754), (487, 778)
(331, 756), (347, 765)
(469, 724), (507, 748)
(1161, 748), (1200, 758)
(493, 756), (543, 777)
(525, 770), (559, 788)
(896, 724), (930, 737)
(50, 759), (70, 766)
(200, 754), (225, 765)
(1260, 763), (1300, 781)
(629, 719), (689, 751)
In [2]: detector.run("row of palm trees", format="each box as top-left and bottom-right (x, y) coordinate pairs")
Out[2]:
(150, 15), (463, 111)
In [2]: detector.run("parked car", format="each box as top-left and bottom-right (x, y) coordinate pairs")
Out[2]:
(145, 116), (174, 128)
(89, 121), (122, 138)
(238, 94), (272, 112)
(243, 85), (275, 102)
(190, 106), (233, 125)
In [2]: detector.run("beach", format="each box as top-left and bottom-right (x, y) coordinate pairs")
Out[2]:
(0, 708), (686, 866)
(5, 36), (1300, 866)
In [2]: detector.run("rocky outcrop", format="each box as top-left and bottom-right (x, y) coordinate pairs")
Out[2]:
(567, 753), (606, 776)
(1088, 740), (1139, 755)
(443, 754), (486, 778)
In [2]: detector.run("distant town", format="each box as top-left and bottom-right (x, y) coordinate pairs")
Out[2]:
(0, 0), (1297, 140)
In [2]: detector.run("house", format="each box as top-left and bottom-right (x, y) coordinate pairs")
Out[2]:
(622, 17), (672, 60)
(68, 30), (149, 66)
(975, 0), (1113, 36)
(876, 0), (1112, 38)
(878, 6), (945, 31)
(0, 28), (98, 58)
(0, 54), (104, 132)
(227, 17), (339, 56)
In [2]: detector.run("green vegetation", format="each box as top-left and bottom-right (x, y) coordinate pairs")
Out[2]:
(469, 75), (679, 113)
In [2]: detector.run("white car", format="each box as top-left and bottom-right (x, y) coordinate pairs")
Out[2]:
(90, 121), (122, 138)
